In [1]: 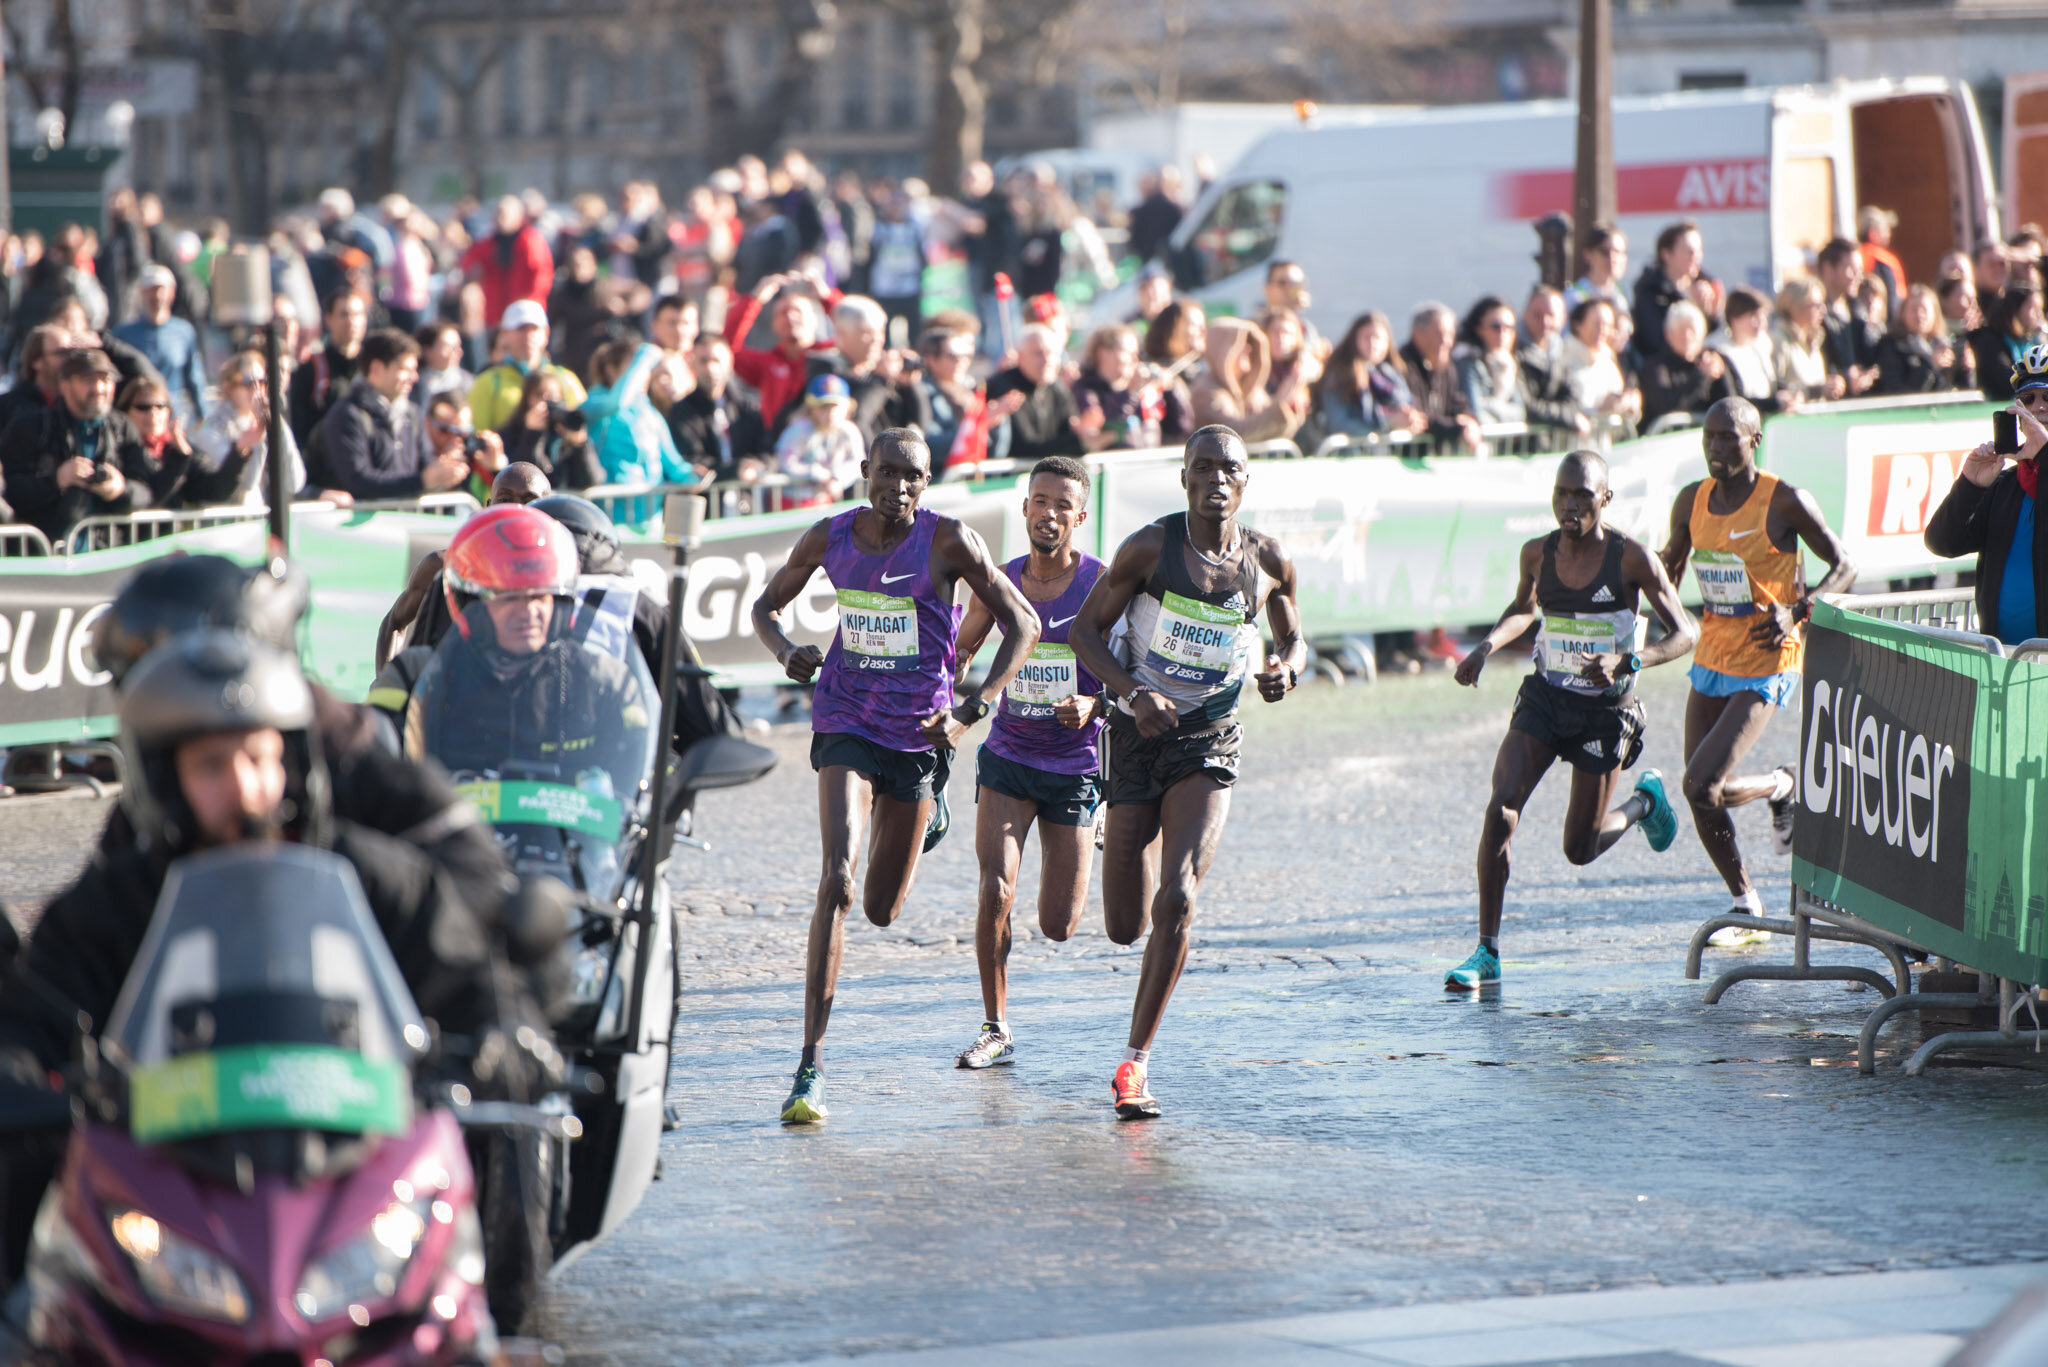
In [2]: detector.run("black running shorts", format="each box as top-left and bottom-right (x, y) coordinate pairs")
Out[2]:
(974, 746), (1101, 826)
(811, 731), (949, 804)
(1104, 711), (1241, 807)
(1509, 675), (1645, 775)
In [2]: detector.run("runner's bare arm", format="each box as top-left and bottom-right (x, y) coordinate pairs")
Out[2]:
(1070, 524), (1163, 704)
(925, 520), (1040, 748)
(1454, 538), (1542, 687)
(376, 550), (444, 664)
(1582, 539), (1697, 688)
(1253, 533), (1306, 703)
(952, 585), (998, 688)
(751, 518), (834, 683)
(1751, 483), (1855, 648)
(1659, 482), (1698, 586)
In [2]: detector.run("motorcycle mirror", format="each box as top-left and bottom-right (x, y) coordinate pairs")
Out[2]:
(674, 734), (778, 795)
(503, 876), (574, 969)
(0, 908), (19, 974)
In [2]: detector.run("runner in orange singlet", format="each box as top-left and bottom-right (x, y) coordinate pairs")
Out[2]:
(1660, 398), (1856, 940)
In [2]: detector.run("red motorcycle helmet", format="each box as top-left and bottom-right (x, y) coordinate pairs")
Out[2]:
(442, 504), (579, 638)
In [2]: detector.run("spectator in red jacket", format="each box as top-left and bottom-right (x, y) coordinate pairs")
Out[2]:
(459, 195), (554, 333)
(722, 272), (836, 429)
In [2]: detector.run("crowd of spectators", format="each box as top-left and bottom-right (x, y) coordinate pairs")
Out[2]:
(2, 148), (2041, 544)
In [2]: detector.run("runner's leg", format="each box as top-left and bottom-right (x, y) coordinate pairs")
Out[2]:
(1681, 689), (1780, 897)
(863, 792), (935, 926)
(1559, 762), (1639, 867)
(1126, 776), (1231, 1052)
(972, 789), (1038, 1023)
(1101, 801), (1163, 946)
(1035, 818), (1094, 944)
(1477, 731), (1557, 940)
(805, 766), (874, 1051)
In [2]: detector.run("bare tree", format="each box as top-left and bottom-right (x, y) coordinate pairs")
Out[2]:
(197, 0), (277, 236)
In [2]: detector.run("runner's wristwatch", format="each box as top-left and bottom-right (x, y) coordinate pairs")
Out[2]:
(1619, 652), (1643, 676)
(954, 696), (991, 724)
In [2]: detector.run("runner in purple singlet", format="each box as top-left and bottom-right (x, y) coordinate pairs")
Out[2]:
(950, 456), (1107, 1070)
(752, 428), (1040, 1125)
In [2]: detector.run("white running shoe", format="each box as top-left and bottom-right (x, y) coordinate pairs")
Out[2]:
(956, 1026), (1015, 1070)
(1767, 764), (1797, 857)
(1708, 922), (1773, 949)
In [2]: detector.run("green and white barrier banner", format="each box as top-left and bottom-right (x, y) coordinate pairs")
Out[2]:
(1792, 600), (2048, 985)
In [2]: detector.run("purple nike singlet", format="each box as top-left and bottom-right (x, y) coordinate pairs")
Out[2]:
(809, 505), (962, 753)
(985, 554), (1105, 776)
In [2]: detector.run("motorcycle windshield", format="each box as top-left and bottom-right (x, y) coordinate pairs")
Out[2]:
(103, 846), (424, 1145)
(405, 596), (661, 896)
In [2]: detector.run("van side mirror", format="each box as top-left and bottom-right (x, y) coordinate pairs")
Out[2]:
(674, 735), (778, 795)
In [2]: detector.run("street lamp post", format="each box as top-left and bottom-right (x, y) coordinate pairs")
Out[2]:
(1573, 0), (1616, 270)
(211, 246), (291, 551)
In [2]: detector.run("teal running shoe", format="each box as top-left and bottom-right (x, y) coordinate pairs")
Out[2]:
(1634, 768), (1678, 853)
(922, 785), (950, 853)
(1444, 944), (1501, 992)
(780, 1064), (828, 1125)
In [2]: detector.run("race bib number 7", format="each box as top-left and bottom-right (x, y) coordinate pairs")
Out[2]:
(1143, 591), (1246, 689)
(1004, 643), (1079, 719)
(837, 589), (919, 671)
(1692, 549), (1757, 617)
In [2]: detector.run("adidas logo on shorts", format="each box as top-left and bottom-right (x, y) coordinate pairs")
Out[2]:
(1590, 585), (1615, 603)
(1582, 739), (1607, 757)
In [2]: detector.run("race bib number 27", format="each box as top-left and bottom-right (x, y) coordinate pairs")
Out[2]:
(837, 589), (919, 671)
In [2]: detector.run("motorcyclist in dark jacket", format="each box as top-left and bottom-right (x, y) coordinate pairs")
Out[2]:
(0, 630), (539, 1289)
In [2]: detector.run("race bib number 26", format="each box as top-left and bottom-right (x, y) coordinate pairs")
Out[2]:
(1143, 591), (1245, 689)
(837, 589), (919, 671)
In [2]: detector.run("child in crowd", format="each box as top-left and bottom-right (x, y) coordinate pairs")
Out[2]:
(775, 373), (865, 505)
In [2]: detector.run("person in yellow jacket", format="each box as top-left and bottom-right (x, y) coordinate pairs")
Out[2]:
(1660, 397), (1855, 943)
(467, 298), (588, 433)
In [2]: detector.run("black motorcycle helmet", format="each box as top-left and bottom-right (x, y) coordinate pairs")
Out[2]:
(91, 555), (310, 688)
(528, 494), (620, 570)
(118, 628), (332, 857)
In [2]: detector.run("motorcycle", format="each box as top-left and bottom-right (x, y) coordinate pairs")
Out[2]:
(11, 845), (503, 1366)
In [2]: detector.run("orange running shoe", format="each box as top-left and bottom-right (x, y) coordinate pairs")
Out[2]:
(1111, 1060), (1160, 1121)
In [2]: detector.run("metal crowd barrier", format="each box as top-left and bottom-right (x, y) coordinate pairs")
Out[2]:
(60, 493), (480, 555)
(1312, 422), (1573, 460)
(0, 525), (53, 557)
(1684, 587), (2048, 1075)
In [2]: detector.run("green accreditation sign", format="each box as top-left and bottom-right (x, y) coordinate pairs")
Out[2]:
(130, 1045), (409, 1144)
(1793, 601), (2048, 984)
(456, 780), (623, 841)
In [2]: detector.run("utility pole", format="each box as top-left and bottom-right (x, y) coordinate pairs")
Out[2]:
(0, 34), (11, 235)
(1572, 0), (1614, 268)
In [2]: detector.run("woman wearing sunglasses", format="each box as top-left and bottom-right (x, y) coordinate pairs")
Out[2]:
(187, 350), (350, 508)
(114, 375), (196, 507)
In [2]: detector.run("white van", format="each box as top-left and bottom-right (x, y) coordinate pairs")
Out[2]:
(1108, 78), (1998, 339)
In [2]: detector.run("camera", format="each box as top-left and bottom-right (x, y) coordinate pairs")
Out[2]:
(547, 401), (587, 435)
(463, 433), (487, 458)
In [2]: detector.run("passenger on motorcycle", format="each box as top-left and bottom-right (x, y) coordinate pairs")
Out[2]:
(0, 629), (537, 1290)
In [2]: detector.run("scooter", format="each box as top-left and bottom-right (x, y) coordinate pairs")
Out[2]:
(5, 845), (512, 1366)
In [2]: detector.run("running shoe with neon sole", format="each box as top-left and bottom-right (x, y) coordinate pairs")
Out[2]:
(1444, 944), (1501, 992)
(956, 1025), (1015, 1070)
(922, 786), (951, 853)
(1767, 764), (1797, 856)
(1633, 768), (1678, 852)
(780, 1065), (828, 1125)
(1707, 920), (1772, 949)
(1112, 1061), (1160, 1120)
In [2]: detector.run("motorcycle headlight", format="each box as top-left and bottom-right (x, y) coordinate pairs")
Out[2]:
(106, 1208), (251, 1324)
(293, 1191), (440, 1323)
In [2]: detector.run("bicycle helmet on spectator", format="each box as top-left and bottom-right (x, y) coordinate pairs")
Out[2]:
(91, 555), (309, 687)
(118, 627), (329, 855)
(2012, 343), (2048, 395)
(441, 503), (579, 638)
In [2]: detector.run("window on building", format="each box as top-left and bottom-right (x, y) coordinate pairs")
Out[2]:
(416, 62), (443, 140)
(543, 35), (568, 135)
(500, 36), (524, 137)
(1679, 71), (1748, 90)
(586, 48), (607, 134)
(840, 18), (872, 130)
(1175, 180), (1288, 290)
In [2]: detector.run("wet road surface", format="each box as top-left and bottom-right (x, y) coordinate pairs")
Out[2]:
(525, 663), (2048, 1364)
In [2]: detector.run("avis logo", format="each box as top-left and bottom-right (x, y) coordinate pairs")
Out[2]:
(1674, 162), (1769, 211)
(1865, 449), (1966, 537)
(1801, 679), (1959, 860)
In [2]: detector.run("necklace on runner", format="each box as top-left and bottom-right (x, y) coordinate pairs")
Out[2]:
(1191, 528), (1239, 567)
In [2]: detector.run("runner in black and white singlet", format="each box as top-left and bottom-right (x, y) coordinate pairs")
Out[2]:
(1071, 426), (1306, 1120)
(1446, 451), (1697, 991)
(751, 429), (1041, 1125)
(950, 457), (1106, 1070)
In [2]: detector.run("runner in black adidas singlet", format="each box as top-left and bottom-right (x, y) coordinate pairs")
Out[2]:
(1070, 426), (1307, 1119)
(1445, 451), (1697, 992)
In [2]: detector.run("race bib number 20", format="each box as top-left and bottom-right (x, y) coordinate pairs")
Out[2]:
(837, 589), (919, 671)
(1004, 643), (1079, 719)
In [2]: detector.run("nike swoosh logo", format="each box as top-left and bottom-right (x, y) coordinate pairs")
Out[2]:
(1728, 530), (1756, 539)
(1048, 615), (1076, 629)
(879, 571), (915, 585)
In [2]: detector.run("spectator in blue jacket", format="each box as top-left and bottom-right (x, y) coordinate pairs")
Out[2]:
(112, 265), (208, 426)
(581, 339), (696, 527)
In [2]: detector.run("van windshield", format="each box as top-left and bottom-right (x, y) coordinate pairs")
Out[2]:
(1175, 180), (1287, 289)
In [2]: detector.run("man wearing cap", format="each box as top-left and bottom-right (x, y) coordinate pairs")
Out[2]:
(0, 349), (180, 540)
(1858, 206), (1908, 317)
(113, 263), (210, 427)
(467, 299), (589, 433)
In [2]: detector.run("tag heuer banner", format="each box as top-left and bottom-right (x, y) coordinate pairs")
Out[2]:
(1793, 600), (2048, 986)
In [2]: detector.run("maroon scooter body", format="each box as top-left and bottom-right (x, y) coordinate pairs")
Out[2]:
(27, 1108), (494, 1366)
